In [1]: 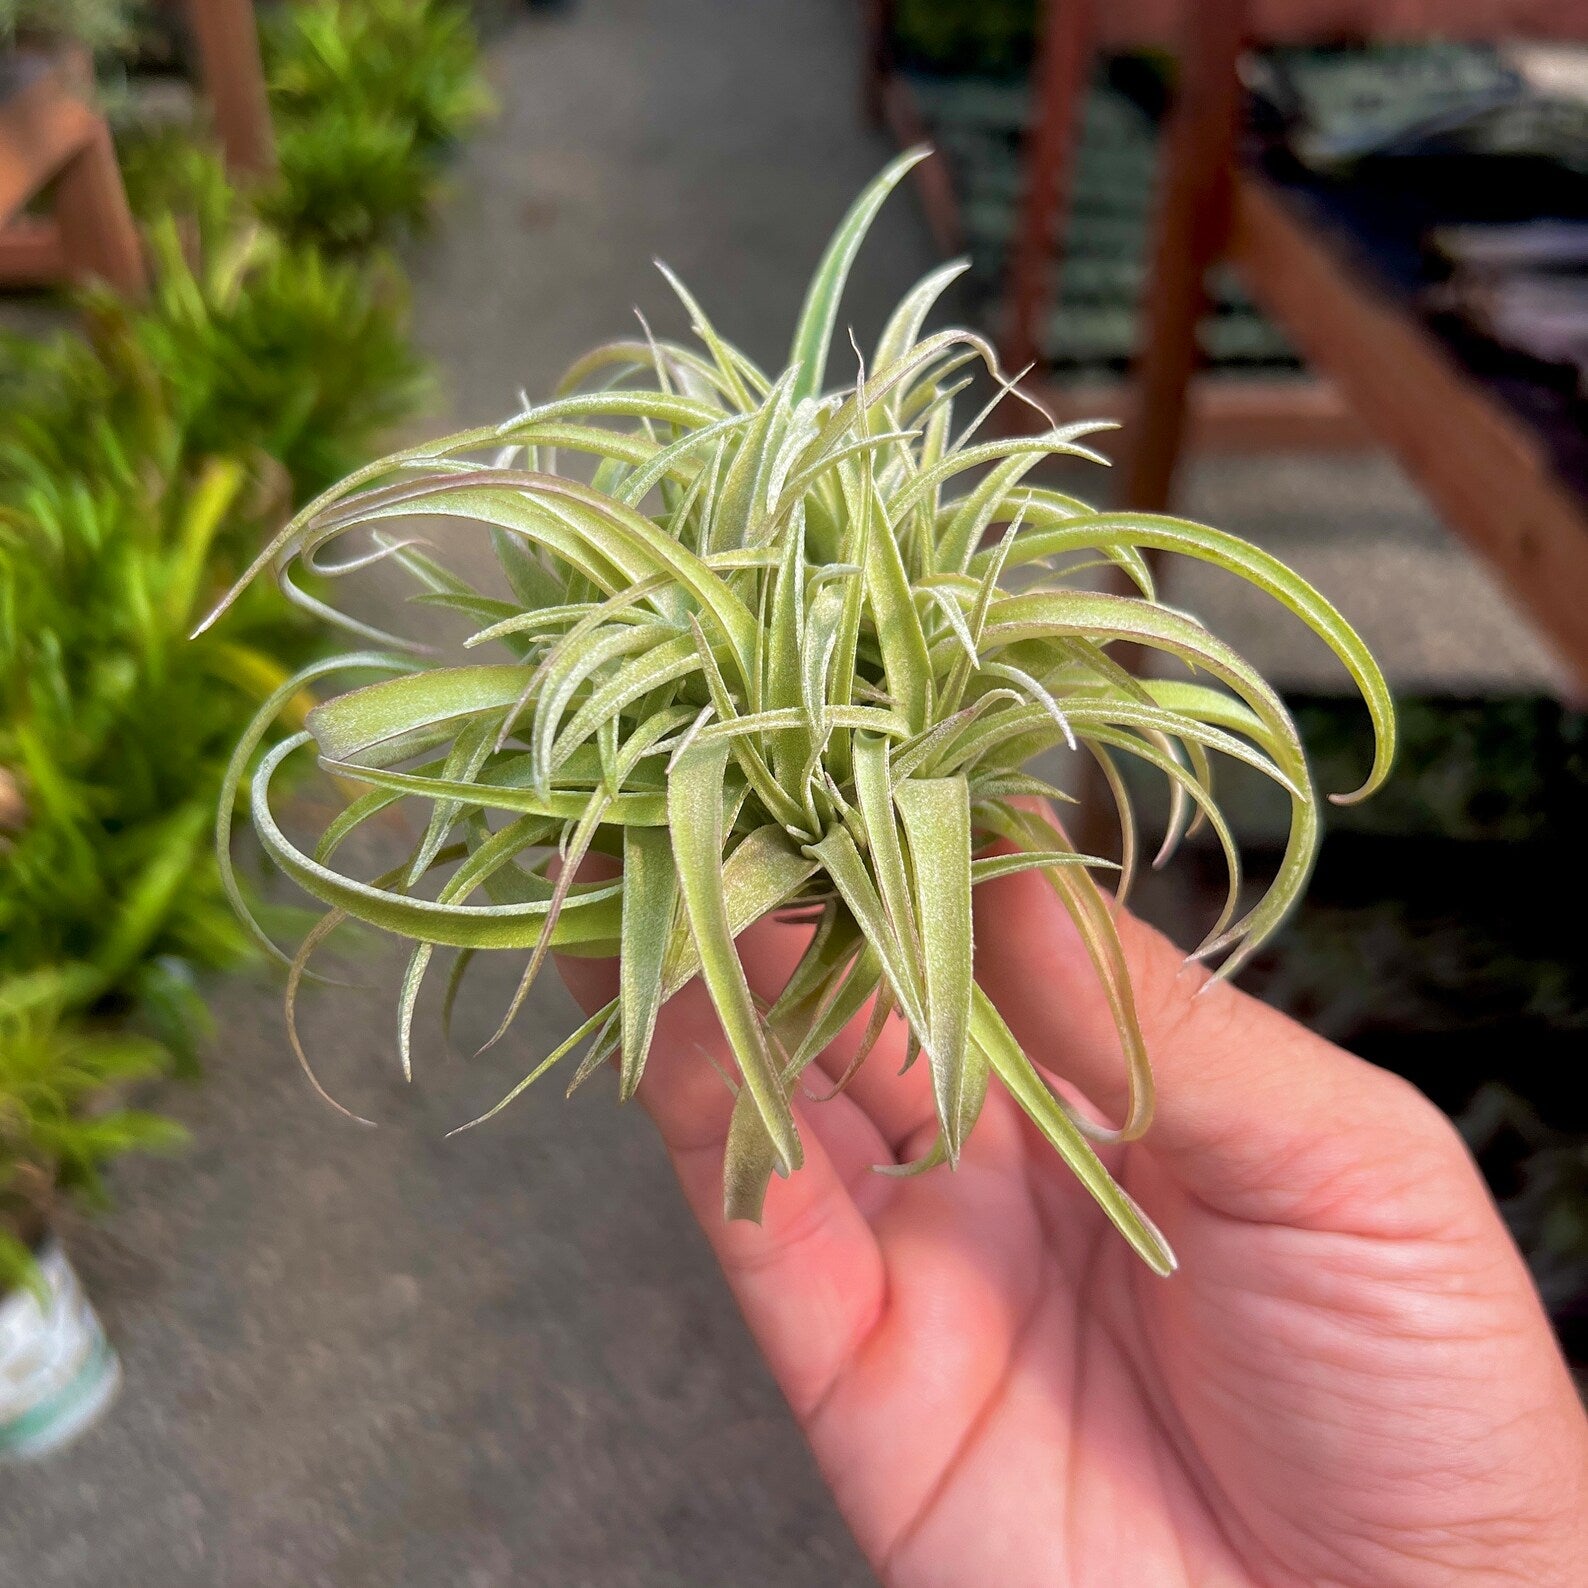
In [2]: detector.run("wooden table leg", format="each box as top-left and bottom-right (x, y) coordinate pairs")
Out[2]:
(1079, 0), (1246, 848)
(1003, 0), (1095, 375)
(0, 216), (68, 285)
(186, 0), (275, 177)
(1120, 0), (1248, 512)
(53, 119), (145, 294)
(861, 0), (893, 128)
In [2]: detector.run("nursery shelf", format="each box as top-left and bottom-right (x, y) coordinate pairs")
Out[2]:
(1226, 168), (1588, 691)
(1102, 0), (1588, 694)
(0, 51), (143, 294)
(872, 62), (1361, 452)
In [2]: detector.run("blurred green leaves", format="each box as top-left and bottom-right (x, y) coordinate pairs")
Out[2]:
(261, 0), (493, 252)
(129, 218), (427, 501)
(0, 0), (485, 1272)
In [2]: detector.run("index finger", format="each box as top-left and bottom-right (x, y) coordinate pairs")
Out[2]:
(556, 922), (889, 1420)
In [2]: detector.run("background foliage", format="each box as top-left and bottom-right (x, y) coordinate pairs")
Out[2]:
(261, 0), (492, 251)
(0, 0), (489, 1290)
(890, 0), (1037, 80)
(0, 0), (135, 51)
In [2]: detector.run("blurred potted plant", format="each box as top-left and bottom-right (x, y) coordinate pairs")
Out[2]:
(0, 1006), (181, 1459)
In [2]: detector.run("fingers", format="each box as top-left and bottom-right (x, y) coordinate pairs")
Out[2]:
(972, 850), (1455, 1227)
(556, 924), (889, 1419)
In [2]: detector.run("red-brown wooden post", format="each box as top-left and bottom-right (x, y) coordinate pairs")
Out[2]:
(1120, 0), (1248, 509)
(862, 0), (894, 127)
(186, 0), (275, 177)
(53, 118), (145, 293)
(1002, 0), (1096, 375)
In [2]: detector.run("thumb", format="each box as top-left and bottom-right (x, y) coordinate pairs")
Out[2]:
(972, 857), (1469, 1230)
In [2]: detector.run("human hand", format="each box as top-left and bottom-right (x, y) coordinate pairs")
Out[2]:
(557, 858), (1588, 1587)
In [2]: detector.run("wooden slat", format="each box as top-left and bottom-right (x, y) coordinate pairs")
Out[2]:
(979, 0), (1588, 696)
(1016, 374), (1366, 452)
(1003, 0), (1095, 373)
(1086, 0), (1587, 46)
(0, 66), (98, 224)
(862, 0), (892, 125)
(1121, 0), (1248, 510)
(878, 74), (964, 257)
(875, 65), (1357, 452)
(52, 117), (145, 294)
(1232, 172), (1588, 692)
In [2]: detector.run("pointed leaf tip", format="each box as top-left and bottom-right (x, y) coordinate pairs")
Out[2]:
(787, 147), (934, 403)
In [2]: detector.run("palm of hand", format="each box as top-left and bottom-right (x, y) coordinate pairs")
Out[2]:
(811, 1096), (1565, 1588)
(560, 871), (1588, 1588)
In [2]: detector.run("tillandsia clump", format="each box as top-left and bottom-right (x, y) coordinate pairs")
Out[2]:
(208, 152), (1393, 1275)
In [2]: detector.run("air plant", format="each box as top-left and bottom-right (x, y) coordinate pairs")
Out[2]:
(207, 152), (1393, 1274)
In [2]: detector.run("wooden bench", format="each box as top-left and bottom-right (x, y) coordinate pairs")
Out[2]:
(1107, 0), (1588, 693)
(0, 50), (143, 293)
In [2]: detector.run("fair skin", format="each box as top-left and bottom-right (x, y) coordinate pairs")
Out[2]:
(558, 856), (1588, 1587)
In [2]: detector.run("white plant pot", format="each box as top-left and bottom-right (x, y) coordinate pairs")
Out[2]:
(0, 1239), (120, 1460)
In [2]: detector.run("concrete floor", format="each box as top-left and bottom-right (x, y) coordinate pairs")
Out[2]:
(0, 3), (1568, 1585)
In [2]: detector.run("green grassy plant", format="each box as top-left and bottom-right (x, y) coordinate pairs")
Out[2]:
(0, 400), (287, 1283)
(0, 435), (306, 1038)
(0, 350), (327, 1270)
(0, 1007), (185, 1293)
(0, 0), (134, 50)
(114, 0), (490, 255)
(260, 0), (492, 251)
(117, 125), (245, 253)
(260, 111), (433, 253)
(214, 154), (1393, 1270)
(1, 3), (445, 1272)
(262, 0), (492, 155)
(125, 217), (429, 501)
(1, 213), (426, 506)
